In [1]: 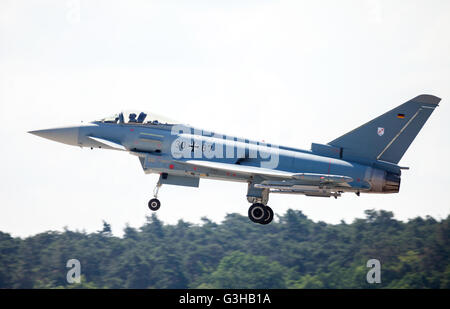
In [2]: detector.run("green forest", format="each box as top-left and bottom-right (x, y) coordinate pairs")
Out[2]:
(0, 209), (449, 289)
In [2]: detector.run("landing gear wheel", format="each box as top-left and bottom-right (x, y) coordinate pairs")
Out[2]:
(260, 206), (274, 225)
(148, 198), (161, 211)
(248, 203), (267, 224)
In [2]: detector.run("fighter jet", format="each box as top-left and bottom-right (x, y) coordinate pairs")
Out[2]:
(29, 94), (440, 224)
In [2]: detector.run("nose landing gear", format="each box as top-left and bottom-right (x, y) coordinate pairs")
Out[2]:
(148, 182), (162, 211)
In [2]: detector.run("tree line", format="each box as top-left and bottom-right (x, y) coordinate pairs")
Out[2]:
(0, 209), (448, 288)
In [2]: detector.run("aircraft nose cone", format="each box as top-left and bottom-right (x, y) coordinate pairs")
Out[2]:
(29, 126), (80, 146)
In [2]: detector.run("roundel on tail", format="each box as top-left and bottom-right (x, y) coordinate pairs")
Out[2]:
(377, 127), (385, 136)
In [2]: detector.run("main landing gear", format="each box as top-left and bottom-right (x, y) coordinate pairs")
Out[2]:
(148, 182), (161, 211)
(248, 203), (274, 225)
(246, 182), (273, 225)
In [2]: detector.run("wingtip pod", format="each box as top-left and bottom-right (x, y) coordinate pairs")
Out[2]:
(413, 94), (441, 105)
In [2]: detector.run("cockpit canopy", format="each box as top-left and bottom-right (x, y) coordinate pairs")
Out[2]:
(95, 110), (177, 126)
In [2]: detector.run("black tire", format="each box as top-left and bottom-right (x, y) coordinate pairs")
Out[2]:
(148, 198), (161, 211)
(260, 206), (274, 225)
(248, 203), (266, 224)
(248, 203), (266, 223)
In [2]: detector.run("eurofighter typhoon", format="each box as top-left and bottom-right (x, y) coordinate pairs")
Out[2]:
(29, 94), (441, 224)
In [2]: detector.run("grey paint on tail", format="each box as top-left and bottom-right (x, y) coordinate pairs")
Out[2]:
(329, 94), (441, 164)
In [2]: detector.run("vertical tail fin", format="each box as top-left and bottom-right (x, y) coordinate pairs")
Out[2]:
(328, 94), (441, 164)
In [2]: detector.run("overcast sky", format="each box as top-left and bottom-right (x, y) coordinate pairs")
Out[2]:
(1, 0), (450, 237)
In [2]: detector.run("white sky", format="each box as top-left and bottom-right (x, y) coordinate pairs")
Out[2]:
(1, 0), (449, 237)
